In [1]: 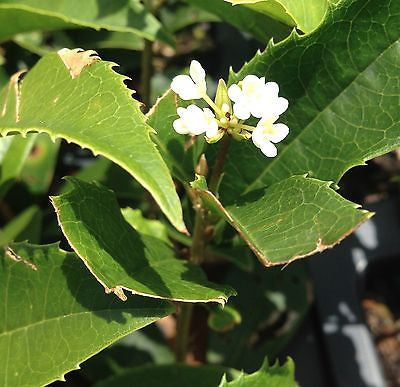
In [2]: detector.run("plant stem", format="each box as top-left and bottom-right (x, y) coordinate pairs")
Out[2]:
(190, 205), (207, 266)
(175, 303), (194, 362)
(141, 0), (154, 111)
(175, 136), (231, 362)
(175, 202), (206, 362)
(141, 39), (153, 111)
(208, 135), (231, 194)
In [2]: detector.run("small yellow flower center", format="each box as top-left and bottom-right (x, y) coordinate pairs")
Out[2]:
(260, 119), (277, 136)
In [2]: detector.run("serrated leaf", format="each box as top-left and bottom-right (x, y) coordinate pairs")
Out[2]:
(0, 0), (173, 45)
(0, 49), (185, 232)
(95, 364), (241, 387)
(0, 242), (173, 387)
(0, 133), (36, 197)
(225, 0), (328, 33)
(186, 0), (290, 42)
(221, 0), (400, 202)
(51, 178), (235, 304)
(195, 175), (371, 265)
(218, 358), (296, 387)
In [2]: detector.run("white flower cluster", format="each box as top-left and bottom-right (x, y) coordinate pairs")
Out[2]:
(171, 60), (289, 157)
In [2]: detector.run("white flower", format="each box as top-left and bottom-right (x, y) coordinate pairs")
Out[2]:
(228, 75), (288, 120)
(171, 60), (207, 100)
(173, 105), (218, 137)
(252, 116), (289, 157)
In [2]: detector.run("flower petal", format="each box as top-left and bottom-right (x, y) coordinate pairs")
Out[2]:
(173, 118), (189, 134)
(228, 84), (242, 102)
(260, 141), (278, 157)
(269, 123), (289, 143)
(250, 103), (267, 119)
(171, 75), (201, 100)
(251, 126), (265, 148)
(242, 75), (262, 93)
(264, 82), (279, 97)
(186, 104), (203, 115)
(177, 107), (186, 117)
(233, 101), (251, 120)
(203, 108), (215, 119)
(206, 122), (219, 138)
(190, 60), (206, 84)
(274, 97), (289, 116)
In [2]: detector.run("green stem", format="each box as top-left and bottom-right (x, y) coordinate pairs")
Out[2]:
(174, 203), (206, 362)
(190, 206), (207, 266)
(141, 0), (154, 111)
(141, 39), (153, 111)
(208, 135), (231, 194)
(175, 137), (231, 362)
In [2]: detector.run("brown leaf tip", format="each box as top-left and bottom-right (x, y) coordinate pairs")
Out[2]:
(58, 48), (100, 79)
(105, 285), (127, 301)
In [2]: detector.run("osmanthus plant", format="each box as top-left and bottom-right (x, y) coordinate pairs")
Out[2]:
(0, 0), (399, 385)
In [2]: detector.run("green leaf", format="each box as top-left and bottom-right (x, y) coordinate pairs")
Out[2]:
(0, 49), (185, 232)
(219, 358), (296, 387)
(82, 325), (175, 382)
(0, 65), (7, 90)
(0, 242), (173, 387)
(68, 30), (145, 51)
(0, 205), (42, 245)
(20, 133), (60, 194)
(207, 243), (255, 272)
(95, 364), (241, 387)
(146, 90), (200, 182)
(13, 30), (145, 56)
(122, 208), (171, 246)
(64, 156), (144, 201)
(209, 261), (310, 368)
(51, 178), (235, 304)
(0, 133), (36, 197)
(222, 0), (400, 201)
(160, 4), (220, 33)
(195, 175), (371, 265)
(208, 305), (242, 333)
(225, 0), (328, 33)
(0, 0), (173, 45)
(186, 0), (290, 42)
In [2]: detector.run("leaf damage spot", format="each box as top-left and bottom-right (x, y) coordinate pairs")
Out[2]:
(58, 48), (100, 79)
(5, 247), (37, 271)
(105, 285), (128, 302)
(1, 70), (26, 122)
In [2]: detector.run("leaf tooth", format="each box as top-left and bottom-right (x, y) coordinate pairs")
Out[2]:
(266, 38), (275, 50)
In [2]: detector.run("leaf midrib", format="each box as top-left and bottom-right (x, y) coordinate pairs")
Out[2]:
(241, 3), (399, 195)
